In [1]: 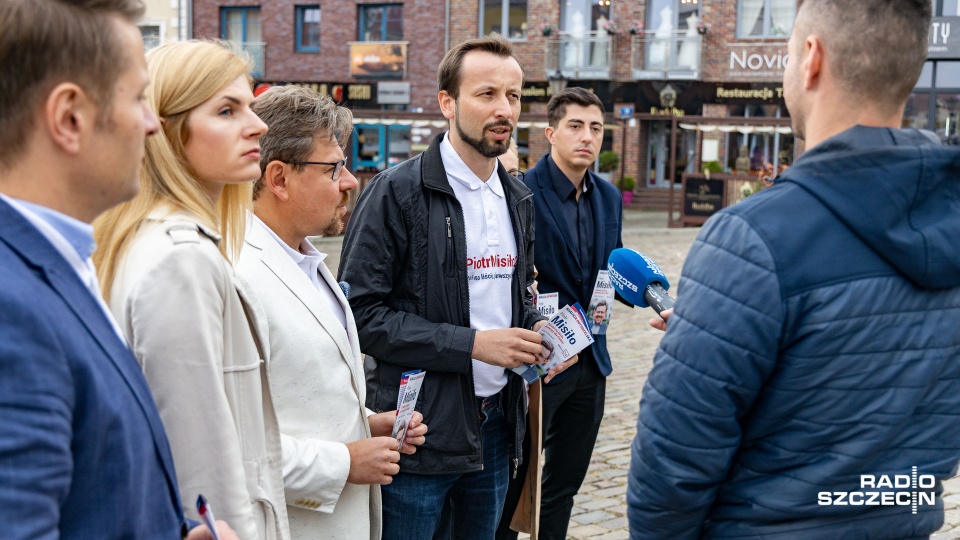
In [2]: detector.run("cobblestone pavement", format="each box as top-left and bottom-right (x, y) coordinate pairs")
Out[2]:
(317, 209), (960, 539)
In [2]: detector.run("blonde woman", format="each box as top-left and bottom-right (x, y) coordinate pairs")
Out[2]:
(93, 41), (288, 540)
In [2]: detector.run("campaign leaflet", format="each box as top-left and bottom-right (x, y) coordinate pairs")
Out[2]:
(587, 270), (614, 335)
(535, 292), (559, 318)
(511, 303), (595, 384)
(392, 370), (425, 444)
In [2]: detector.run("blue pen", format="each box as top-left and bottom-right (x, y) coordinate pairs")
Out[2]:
(196, 494), (222, 540)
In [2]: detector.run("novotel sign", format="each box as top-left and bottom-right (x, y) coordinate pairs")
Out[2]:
(728, 46), (789, 76)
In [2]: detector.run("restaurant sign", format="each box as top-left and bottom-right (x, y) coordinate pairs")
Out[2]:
(726, 43), (789, 79)
(253, 81), (376, 107)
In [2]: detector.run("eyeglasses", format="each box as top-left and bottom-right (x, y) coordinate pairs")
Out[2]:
(286, 158), (347, 181)
(507, 169), (525, 181)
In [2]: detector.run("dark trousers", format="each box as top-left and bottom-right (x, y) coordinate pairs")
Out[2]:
(382, 394), (509, 540)
(496, 356), (606, 540)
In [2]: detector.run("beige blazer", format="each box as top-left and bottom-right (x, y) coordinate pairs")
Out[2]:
(237, 217), (381, 540)
(108, 208), (289, 540)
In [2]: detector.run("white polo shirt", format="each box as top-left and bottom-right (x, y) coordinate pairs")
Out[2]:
(440, 134), (518, 398)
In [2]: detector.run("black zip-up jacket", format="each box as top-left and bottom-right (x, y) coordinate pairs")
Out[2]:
(338, 133), (544, 475)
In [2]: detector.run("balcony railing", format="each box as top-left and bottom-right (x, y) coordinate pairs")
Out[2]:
(544, 31), (613, 79)
(631, 33), (701, 80)
(226, 41), (265, 79)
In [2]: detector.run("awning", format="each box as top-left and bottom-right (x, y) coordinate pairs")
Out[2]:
(679, 123), (792, 135)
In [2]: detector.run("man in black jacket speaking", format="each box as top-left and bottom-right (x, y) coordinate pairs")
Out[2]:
(338, 36), (571, 540)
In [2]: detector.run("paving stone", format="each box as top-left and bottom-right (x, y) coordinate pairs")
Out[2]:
(598, 517), (629, 530)
(571, 510), (615, 525)
(580, 498), (619, 511)
(566, 524), (608, 539)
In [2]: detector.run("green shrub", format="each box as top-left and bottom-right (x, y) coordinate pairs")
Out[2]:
(702, 160), (723, 174)
(620, 175), (636, 191)
(598, 151), (619, 173)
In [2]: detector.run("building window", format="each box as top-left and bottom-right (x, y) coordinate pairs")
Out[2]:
(645, 0), (701, 71)
(481, 0), (527, 40)
(221, 7), (263, 77)
(737, 0), (795, 38)
(296, 5), (321, 52)
(139, 24), (162, 51)
(358, 4), (403, 41)
(934, 0), (960, 16)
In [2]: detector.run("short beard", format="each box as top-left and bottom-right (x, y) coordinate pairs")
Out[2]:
(455, 104), (512, 158)
(323, 193), (349, 236)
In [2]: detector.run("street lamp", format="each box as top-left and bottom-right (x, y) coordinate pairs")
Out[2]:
(548, 71), (568, 97)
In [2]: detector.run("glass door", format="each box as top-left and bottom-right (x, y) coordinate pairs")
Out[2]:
(647, 121), (668, 188)
(352, 124), (386, 172)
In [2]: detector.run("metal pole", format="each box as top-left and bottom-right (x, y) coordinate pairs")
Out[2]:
(619, 118), (627, 190)
(668, 117), (678, 225)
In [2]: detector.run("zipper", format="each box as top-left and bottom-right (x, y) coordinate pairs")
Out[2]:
(446, 216), (452, 238)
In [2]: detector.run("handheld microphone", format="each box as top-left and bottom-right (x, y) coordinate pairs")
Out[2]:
(607, 248), (676, 318)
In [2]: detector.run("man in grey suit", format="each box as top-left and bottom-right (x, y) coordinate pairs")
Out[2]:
(239, 84), (426, 539)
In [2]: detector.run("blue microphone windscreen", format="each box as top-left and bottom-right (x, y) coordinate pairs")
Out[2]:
(607, 248), (671, 309)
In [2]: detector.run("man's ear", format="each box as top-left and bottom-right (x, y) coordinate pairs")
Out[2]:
(544, 125), (556, 146)
(45, 82), (93, 156)
(803, 35), (824, 90)
(263, 160), (291, 202)
(438, 90), (456, 121)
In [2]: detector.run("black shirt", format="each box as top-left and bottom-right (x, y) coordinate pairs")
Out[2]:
(545, 154), (595, 296)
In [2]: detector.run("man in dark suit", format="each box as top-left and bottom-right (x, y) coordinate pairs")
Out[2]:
(501, 87), (624, 540)
(0, 1), (234, 538)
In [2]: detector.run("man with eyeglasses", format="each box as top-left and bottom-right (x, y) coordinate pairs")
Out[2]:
(237, 85), (427, 540)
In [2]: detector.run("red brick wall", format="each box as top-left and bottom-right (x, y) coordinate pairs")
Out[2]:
(700, 0), (788, 83)
(193, 0), (448, 113)
(191, 0), (791, 178)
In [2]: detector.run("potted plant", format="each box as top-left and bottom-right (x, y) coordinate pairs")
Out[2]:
(628, 21), (644, 35)
(598, 150), (619, 174)
(696, 21), (710, 35)
(620, 175), (636, 205)
(601, 20), (621, 36)
(540, 23), (557, 37)
(702, 160), (722, 179)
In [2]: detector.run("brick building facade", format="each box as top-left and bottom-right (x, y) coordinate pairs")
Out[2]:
(189, 0), (956, 201)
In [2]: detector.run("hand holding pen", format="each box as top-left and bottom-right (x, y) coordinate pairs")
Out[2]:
(186, 495), (239, 540)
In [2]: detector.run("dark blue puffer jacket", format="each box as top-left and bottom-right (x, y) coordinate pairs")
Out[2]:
(627, 126), (960, 539)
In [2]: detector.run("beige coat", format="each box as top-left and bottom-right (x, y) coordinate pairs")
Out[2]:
(108, 208), (289, 540)
(237, 218), (381, 540)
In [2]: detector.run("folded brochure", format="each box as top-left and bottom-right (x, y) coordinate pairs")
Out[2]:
(392, 370), (425, 444)
(511, 303), (594, 384)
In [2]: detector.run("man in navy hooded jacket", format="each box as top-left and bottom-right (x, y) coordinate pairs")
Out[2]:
(628, 1), (960, 538)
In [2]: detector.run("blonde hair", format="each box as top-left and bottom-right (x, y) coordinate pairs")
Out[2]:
(93, 40), (253, 301)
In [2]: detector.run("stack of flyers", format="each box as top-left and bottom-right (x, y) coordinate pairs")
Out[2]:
(391, 370), (426, 444)
(511, 303), (595, 384)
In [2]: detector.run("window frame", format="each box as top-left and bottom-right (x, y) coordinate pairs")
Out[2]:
(295, 5), (322, 52)
(220, 6), (260, 43)
(138, 21), (163, 51)
(736, 0), (795, 39)
(220, 7), (263, 78)
(357, 4), (404, 42)
(479, 0), (528, 41)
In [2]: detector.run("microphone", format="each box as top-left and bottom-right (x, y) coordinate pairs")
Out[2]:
(607, 248), (675, 318)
